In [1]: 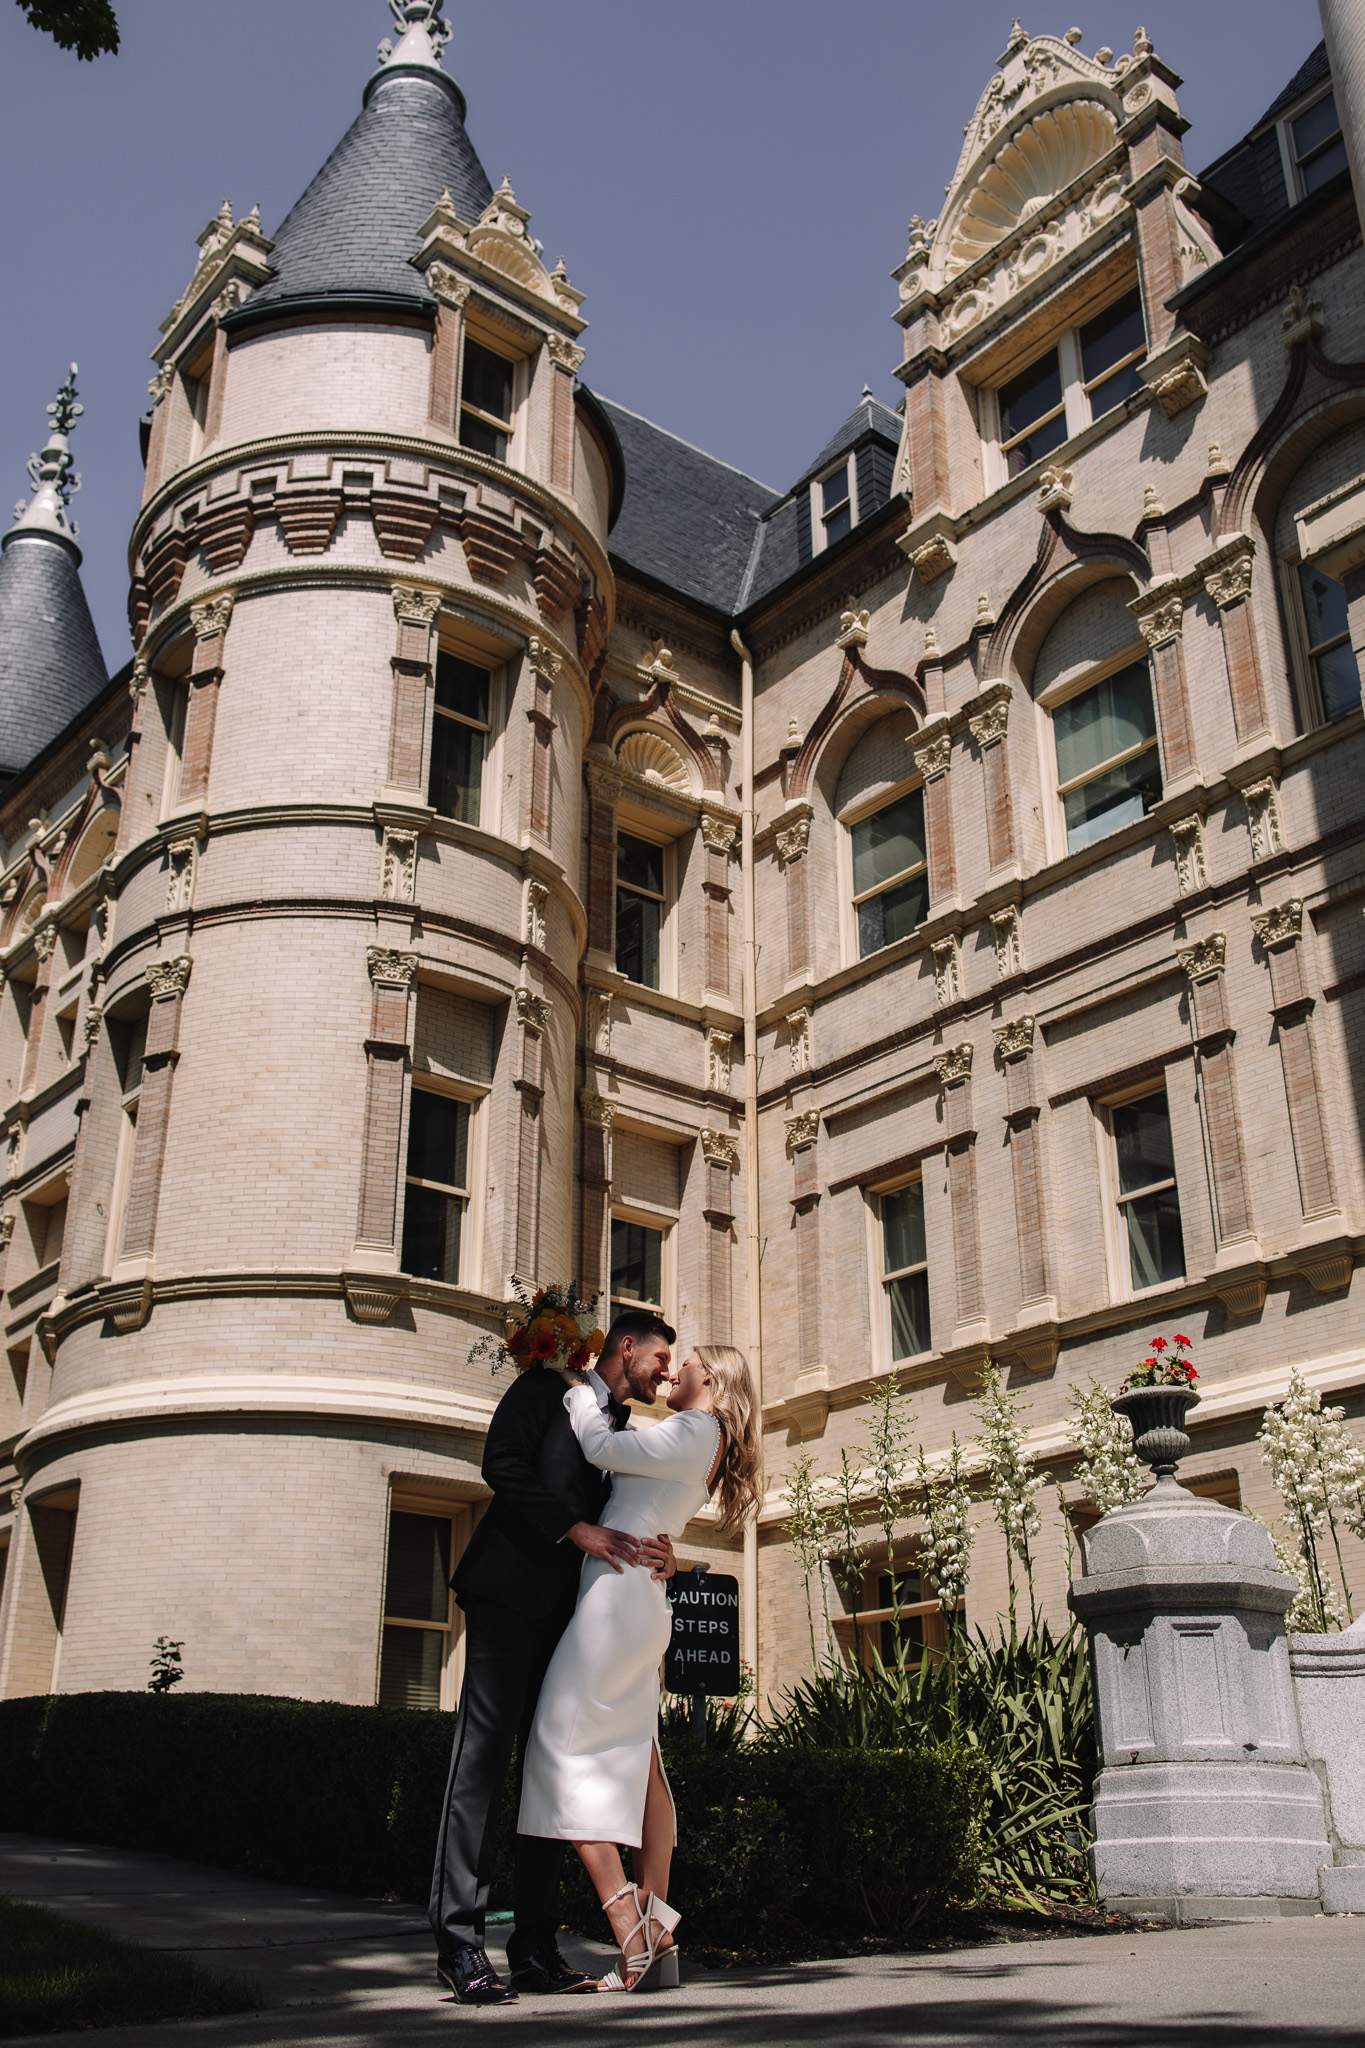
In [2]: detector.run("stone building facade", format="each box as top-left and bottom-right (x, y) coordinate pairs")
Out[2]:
(2, 6), (1365, 1710)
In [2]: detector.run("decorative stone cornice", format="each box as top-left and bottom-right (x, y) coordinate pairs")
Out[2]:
(1177, 933), (1226, 980)
(515, 985), (551, 1030)
(700, 813), (738, 855)
(993, 1016), (1036, 1059)
(580, 1088), (617, 1128)
(366, 947), (418, 989)
(1251, 899), (1303, 950)
(190, 592), (234, 641)
(933, 1043), (974, 1086)
(391, 583), (441, 627)
(700, 1128), (739, 1168)
(835, 605), (870, 648)
(785, 1108), (820, 1152)
(1203, 544), (1254, 610)
(146, 954), (193, 999)
(545, 334), (586, 373)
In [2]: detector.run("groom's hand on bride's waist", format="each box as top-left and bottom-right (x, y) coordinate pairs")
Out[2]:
(639, 1533), (676, 1581)
(565, 1522), (641, 1572)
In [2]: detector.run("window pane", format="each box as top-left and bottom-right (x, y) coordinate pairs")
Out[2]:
(435, 652), (490, 725)
(1112, 1094), (1176, 1197)
(887, 1269), (931, 1361)
(1062, 748), (1162, 850)
(878, 1569), (922, 1608)
(1079, 290), (1145, 385)
(428, 714), (484, 824)
(463, 339), (514, 423)
(611, 1218), (662, 1306)
(1086, 357), (1146, 417)
(1054, 661), (1157, 784)
(824, 502), (853, 544)
(821, 466), (849, 515)
(615, 887), (661, 986)
(458, 411), (508, 463)
(1316, 640), (1363, 722)
(617, 833), (664, 895)
(1302, 134), (1348, 193)
(857, 870), (928, 957)
(401, 1185), (463, 1283)
(384, 1511), (451, 1623)
(882, 1183), (926, 1274)
(1299, 562), (1351, 651)
(998, 349), (1063, 443)
(378, 1623), (445, 1710)
(407, 1091), (469, 1189)
(1124, 1184), (1186, 1290)
(1005, 407), (1068, 476)
(852, 790), (926, 897)
(1292, 91), (1340, 161)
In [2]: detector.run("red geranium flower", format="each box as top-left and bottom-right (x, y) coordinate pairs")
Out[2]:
(1173, 1333), (1192, 1348)
(1150, 1337), (1167, 1351)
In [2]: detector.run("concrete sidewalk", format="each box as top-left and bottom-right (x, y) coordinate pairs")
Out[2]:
(2, 1831), (1362, 2045)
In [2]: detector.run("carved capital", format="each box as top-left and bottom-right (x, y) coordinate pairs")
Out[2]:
(774, 812), (812, 863)
(426, 262), (471, 307)
(1243, 778), (1284, 862)
(546, 333), (586, 373)
(1203, 546), (1253, 609)
(836, 605), (870, 647)
(526, 635), (562, 684)
(1134, 592), (1184, 647)
(366, 947), (417, 989)
(82, 1004), (104, 1050)
(912, 724), (952, 781)
(1169, 813), (1209, 896)
(585, 760), (623, 805)
(525, 879), (548, 949)
(785, 1108), (820, 1152)
(1178, 933), (1226, 980)
(1037, 466), (1074, 512)
(380, 827), (418, 904)
(147, 362), (175, 406)
(190, 592), (234, 641)
(993, 1015), (1036, 1060)
(515, 985), (551, 1031)
(700, 812), (738, 855)
(705, 1027), (733, 1093)
(580, 1088), (617, 1128)
(32, 923), (58, 962)
(129, 655), (150, 708)
(146, 954), (193, 999)
(990, 904), (1022, 978)
(966, 685), (1011, 747)
(931, 934), (963, 1008)
(1251, 899), (1303, 950)
(0, 1212), (13, 1247)
(933, 1043), (974, 1086)
(210, 279), (242, 324)
(391, 583), (441, 627)
(1150, 356), (1207, 418)
(788, 1005), (812, 1073)
(700, 1128), (739, 1168)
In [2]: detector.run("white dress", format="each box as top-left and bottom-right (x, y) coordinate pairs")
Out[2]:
(517, 1385), (720, 1847)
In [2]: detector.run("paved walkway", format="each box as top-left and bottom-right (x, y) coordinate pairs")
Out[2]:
(2, 1832), (1363, 2045)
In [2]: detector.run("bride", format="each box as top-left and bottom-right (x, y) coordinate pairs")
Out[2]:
(517, 1342), (761, 1991)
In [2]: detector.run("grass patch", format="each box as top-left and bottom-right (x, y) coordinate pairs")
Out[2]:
(0, 1897), (261, 2038)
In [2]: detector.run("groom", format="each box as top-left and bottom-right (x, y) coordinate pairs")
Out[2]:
(429, 1307), (678, 2005)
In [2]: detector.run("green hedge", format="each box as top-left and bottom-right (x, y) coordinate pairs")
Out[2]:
(0, 1693), (982, 1943)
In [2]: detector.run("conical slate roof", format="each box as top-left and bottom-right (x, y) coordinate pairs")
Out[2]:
(237, 59), (493, 323)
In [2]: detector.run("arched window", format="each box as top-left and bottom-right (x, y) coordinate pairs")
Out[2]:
(1275, 423), (1365, 729)
(835, 707), (927, 961)
(1033, 579), (1161, 856)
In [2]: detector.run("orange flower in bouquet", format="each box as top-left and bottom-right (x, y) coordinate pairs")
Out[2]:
(470, 1280), (604, 1377)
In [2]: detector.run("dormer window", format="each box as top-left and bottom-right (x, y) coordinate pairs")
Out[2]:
(989, 288), (1147, 483)
(819, 463), (853, 546)
(1283, 87), (1347, 200)
(460, 338), (515, 462)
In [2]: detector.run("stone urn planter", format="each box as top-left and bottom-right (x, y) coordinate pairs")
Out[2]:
(1111, 1386), (1200, 1482)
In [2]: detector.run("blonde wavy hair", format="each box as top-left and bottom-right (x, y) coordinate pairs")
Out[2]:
(695, 1343), (763, 1538)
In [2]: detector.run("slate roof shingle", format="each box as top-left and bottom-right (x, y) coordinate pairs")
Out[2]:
(0, 532), (109, 785)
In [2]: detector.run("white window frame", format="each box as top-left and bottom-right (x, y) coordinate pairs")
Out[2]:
(838, 772), (929, 969)
(608, 1200), (677, 1330)
(865, 1174), (933, 1373)
(398, 1072), (487, 1293)
(104, 1013), (148, 1277)
(1276, 83), (1347, 204)
(811, 456), (858, 554)
(458, 329), (526, 471)
(428, 645), (503, 835)
(1094, 1078), (1186, 1305)
(1279, 549), (1362, 733)
(161, 683), (188, 820)
(980, 285), (1147, 492)
(377, 1494), (476, 1712)
(613, 818), (678, 997)
(1034, 638), (1159, 866)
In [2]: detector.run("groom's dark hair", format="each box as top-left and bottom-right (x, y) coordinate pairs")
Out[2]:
(601, 1309), (676, 1357)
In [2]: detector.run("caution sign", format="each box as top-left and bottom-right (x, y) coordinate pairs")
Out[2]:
(665, 1570), (740, 1697)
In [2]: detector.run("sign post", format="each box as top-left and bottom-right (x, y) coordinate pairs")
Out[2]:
(665, 1568), (740, 1746)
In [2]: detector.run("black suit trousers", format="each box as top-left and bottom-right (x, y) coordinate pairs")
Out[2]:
(428, 1594), (568, 1958)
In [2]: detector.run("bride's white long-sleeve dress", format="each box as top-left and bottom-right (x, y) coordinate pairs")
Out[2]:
(517, 1384), (719, 1848)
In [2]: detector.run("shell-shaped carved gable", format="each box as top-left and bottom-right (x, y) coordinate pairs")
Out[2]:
(946, 99), (1117, 278)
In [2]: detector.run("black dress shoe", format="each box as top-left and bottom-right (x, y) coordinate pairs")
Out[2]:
(436, 1944), (519, 2005)
(507, 1942), (596, 1994)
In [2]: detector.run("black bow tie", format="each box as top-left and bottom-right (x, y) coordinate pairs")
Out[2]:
(606, 1394), (631, 1432)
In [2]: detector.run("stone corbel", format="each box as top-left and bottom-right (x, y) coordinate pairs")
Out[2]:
(1005, 1323), (1060, 1374)
(964, 683), (1011, 748)
(931, 934), (963, 1008)
(1242, 778), (1285, 862)
(785, 1370), (832, 1440)
(1168, 812), (1210, 896)
(1139, 332), (1209, 419)
(835, 606), (870, 648)
(342, 1274), (407, 1325)
(896, 509), (957, 582)
(990, 904), (1022, 978)
(1209, 1261), (1269, 1320)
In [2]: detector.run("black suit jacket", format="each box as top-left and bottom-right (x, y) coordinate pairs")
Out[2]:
(453, 1366), (625, 1625)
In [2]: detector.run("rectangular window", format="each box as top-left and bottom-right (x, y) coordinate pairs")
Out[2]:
(106, 1012), (147, 1271)
(1078, 288), (1147, 418)
(428, 651), (490, 825)
(400, 1086), (470, 1285)
(615, 832), (665, 988)
(1111, 1089), (1185, 1291)
(1290, 90), (1348, 197)
(377, 1508), (454, 1710)
(820, 463), (852, 545)
(459, 338), (515, 461)
(610, 1216), (663, 1318)
(1054, 658), (1163, 853)
(842, 1559), (964, 1674)
(880, 1181), (930, 1360)
(852, 788), (928, 958)
(998, 348), (1067, 475)
(990, 288), (1146, 482)
(1298, 561), (1362, 721)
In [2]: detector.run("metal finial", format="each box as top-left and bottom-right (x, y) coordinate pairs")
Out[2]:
(377, 0), (451, 67)
(47, 365), (83, 438)
(7, 365), (84, 546)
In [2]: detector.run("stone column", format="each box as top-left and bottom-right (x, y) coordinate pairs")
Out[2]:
(965, 684), (1015, 875)
(700, 1128), (738, 1345)
(512, 987), (550, 1281)
(545, 335), (585, 496)
(1250, 901), (1342, 1235)
(425, 267), (470, 433)
(584, 761), (621, 962)
(525, 639), (559, 845)
(913, 721), (956, 906)
(774, 807), (813, 984)
(933, 1044), (987, 1352)
(1131, 587), (1199, 789)
(176, 595), (234, 810)
(386, 585), (439, 795)
(119, 956), (193, 1264)
(1178, 935), (1258, 1257)
(700, 813), (737, 1000)
(354, 949), (416, 1254)
(994, 1016), (1056, 1358)
(1202, 544), (1271, 749)
(579, 1090), (615, 1306)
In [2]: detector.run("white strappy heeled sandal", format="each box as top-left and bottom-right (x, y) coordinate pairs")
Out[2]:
(598, 1883), (681, 1992)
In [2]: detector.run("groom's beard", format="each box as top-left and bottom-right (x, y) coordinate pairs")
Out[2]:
(622, 1360), (665, 1405)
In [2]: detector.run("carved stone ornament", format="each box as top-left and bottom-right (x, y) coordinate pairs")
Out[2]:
(515, 985), (551, 1030)
(913, 727), (952, 781)
(129, 655), (150, 707)
(527, 636), (562, 683)
(580, 1088), (617, 1128)
(148, 362), (175, 406)
(32, 922), (58, 962)
(584, 760), (623, 805)
(1281, 284), (1323, 349)
(1177, 933), (1227, 980)
(545, 333), (586, 373)
(1037, 466), (1074, 512)
(426, 262), (471, 307)
(700, 1127), (739, 1168)
(1169, 814), (1210, 896)
(910, 533), (957, 582)
(391, 583), (441, 627)
(785, 1108), (820, 1152)
(706, 1028), (733, 1093)
(525, 879), (549, 950)
(380, 828), (418, 904)
(931, 935), (964, 1008)
(993, 1015), (1036, 1059)
(82, 1004), (103, 1050)
(932, 1043), (974, 1086)
(1151, 356), (1208, 418)
(700, 813), (737, 855)
(966, 691), (1010, 747)
(165, 836), (197, 914)
(365, 947), (418, 989)
(774, 813), (812, 863)
(588, 990), (613, 1058)
(975, 592), (997, 630)
(343, 1278), (406, 1325)
(190, 592), (234, 641)
(0, 1212), (13, 1247)
(1243, 778), (1285, 862)
(990, 904), (1022, 978)
(1251, 899), (1304, 950)
(1203, 546), (1253, 610)
(836, 606), (870, 648)
(210, 279), (243, 324)
(146, 954), (193, 999)
(1135, 593), (1184, 647)
(788, 1005), (812, 1073)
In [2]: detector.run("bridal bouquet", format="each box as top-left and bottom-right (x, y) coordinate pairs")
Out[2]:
(1119, 1333), (1198, 1393)
(469, 1278), (605, 1377)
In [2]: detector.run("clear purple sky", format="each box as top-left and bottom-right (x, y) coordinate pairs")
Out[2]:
(0, 0), (1324, 670)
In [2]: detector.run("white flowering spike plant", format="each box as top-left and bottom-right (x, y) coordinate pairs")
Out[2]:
(868, 1373), (915, 1659)
(1068, 1376), (1148, 1517)
(786, 1447), (834, 1667)
(1259, 1366), (1363, 1630)
(973, 1360), (1045, 1635)
(915, 1435), (974, 1632)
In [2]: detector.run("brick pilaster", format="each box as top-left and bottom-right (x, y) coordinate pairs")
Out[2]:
(933, 1045), (985, 1342)
(425, 274), (469, 433)
(774, 808), (813, 983)
(1178, 935), (1255, 1248)
(700, 1129), (738, 1345)
(579, 1090), (615, 1305)
(512, 987), (550, 1280)
(913, 722), (956, 905)
(995, 1018), (1050, 1309)
(1202, 544), (1270, 747)
(177, 595), (235, 809)
(786, 1111), (822, 1375)
(525, 640), (559, 844)
(387, 585), (439, 794)
(59, 1012), (125, 1295)
(355, 949), (416, 1250)
(545, 336), (586, 495)
(1130, 588), (1199, 786)
(120, 957), (193, 1262)
(700, 813), (737, 1000)
(965, 685), (1014, 874)
(585, 762), (622, 958)
(1252, 902), (1339, 1221)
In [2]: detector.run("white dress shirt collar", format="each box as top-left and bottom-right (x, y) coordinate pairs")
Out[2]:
(586, 1367), (612, 1414)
